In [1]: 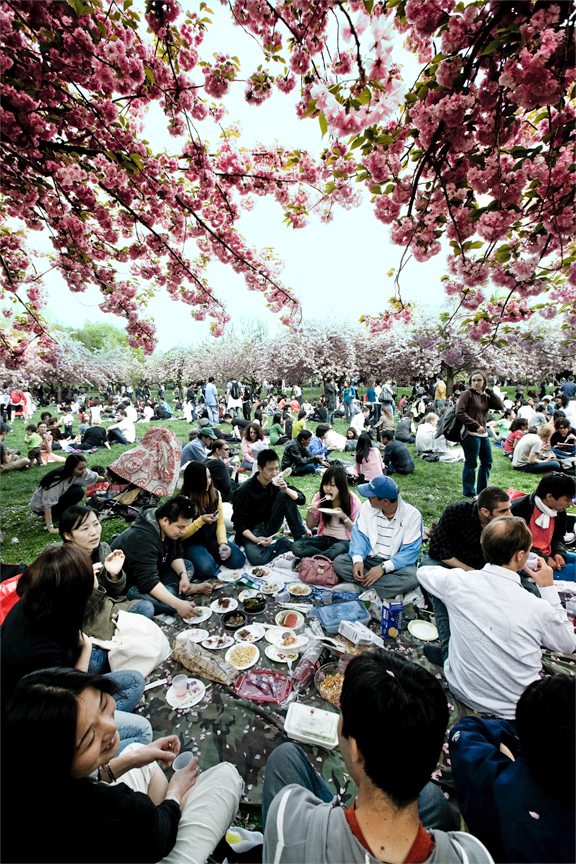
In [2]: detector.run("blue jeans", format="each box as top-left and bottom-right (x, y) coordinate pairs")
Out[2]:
(126, 561), (195, 614)
(183, 539), (245, 580)
(206, 404), (219, 423)
(291, 535), (350, 561)
(556, 551), (576, 582)
(516, 460), (562, 473)
(461, 434), (493, 496)
(550, 446), (576, 458)
(262, 743), (456, 830)
(115, 709), (153, 754)
(108, 428), (130, 445)
(107, 669), (146, 713)
(293, 463), (318, 476)
(343, 402), (353, 423)
(419, 557), (452, 665)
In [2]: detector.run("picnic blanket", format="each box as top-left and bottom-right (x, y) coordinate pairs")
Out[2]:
(109, 427), (181, 496)
(135, 571), (576, 813)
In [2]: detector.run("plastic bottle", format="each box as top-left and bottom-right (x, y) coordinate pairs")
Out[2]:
(290, 641), (331, 693)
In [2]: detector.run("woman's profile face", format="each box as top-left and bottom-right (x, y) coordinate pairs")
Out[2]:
(73, 461), (87, 477)
(66, 511), (102, 552)
(72, 686), (119, 779)
(206, 469), (212, 490)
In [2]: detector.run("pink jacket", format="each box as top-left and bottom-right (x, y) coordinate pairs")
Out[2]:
(241, 437), (254, 462)
(311, 491), (361, 540)
(354, 446), (385, 480)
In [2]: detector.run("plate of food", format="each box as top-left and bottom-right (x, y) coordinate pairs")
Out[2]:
(185, 606), (212, 624)
(225, 642), (260, 670)
(317, 507), (338, 514)
(239, 589), (258, 602)
(234, 623), (265, 643)
(265, 645), (299, 664)
(275, 609), (305, 629)
(165, 678), (206, 709)
(175, 628), (209, 644)
(210, 597), (239, 614)
(260, 580), (283, 595)
(287, 582), (312, 597)
(217, 571), (244, 583)
(201, 634), (235, 651)
(265, 627), (308, 650)
(251, 567), (270, 578)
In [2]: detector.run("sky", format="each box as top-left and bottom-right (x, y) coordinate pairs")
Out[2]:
(29, 1), (450, 350)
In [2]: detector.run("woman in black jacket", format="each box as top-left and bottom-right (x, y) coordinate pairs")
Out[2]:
(455, 370), (505, 498)
(3, 668), (242, 864)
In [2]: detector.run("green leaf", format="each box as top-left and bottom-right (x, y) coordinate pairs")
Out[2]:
(319, 114), (328, 138)
(144, 66), (155, 84)
(369, 184), (381, 195)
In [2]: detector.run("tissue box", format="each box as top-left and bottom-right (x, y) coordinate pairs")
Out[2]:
(338, 620), (384, 648)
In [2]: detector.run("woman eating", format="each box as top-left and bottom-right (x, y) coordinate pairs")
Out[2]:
(292, 466), (361, 561)
(180, 462), (245, 580)
(29, 454), (105, 533)
(3, 668), (243, 864)
(0, 545), (152, 752)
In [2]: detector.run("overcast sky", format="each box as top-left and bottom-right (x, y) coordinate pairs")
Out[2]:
(30, 2), (449, 349)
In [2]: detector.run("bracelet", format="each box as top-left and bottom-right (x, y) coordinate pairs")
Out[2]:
(44, 523), (54, 530)
(101, 762), (116, 783)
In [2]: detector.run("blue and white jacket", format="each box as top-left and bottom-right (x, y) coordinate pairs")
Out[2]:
(349, 496), (423, 573)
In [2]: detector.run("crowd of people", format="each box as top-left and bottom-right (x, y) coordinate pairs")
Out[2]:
(1, 371), (575, 864)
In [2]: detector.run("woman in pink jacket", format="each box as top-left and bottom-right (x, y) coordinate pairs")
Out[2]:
(352, 432), (385, 481)
(291, 466), (361, 560)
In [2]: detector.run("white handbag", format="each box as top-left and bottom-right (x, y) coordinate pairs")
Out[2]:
(91, 610), (171, 677)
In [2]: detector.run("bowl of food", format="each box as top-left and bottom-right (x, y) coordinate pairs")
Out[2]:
(222, 610), (248, 631)
(287, 582), (312, 597)
(243, 593), (266, 615)
(315, 661), (345, 706)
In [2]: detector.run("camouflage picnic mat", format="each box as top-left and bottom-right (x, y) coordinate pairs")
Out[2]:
(135, 583), (575, 811)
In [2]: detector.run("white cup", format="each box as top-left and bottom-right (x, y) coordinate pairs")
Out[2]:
(173, 751), (194, 772)
(172, 674), (188, 697)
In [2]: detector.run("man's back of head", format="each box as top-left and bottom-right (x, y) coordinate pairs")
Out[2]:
(480, 516), (531, 567)
(340, 651), (448, 809)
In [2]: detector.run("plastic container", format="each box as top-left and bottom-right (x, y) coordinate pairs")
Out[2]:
(317, 600), (371, 634)
(284, 703), (339, 750)
(234, 669), (292, 703)
(314, 661), (345, 706)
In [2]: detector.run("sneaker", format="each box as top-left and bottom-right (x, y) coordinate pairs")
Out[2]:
(423, 644), (444, 666)
(564, 531), (576, 545)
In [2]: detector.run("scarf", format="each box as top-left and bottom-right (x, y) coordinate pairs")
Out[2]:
(534, 495), (556, 529)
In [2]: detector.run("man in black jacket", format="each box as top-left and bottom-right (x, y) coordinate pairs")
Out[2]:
(233, 449), (306, 565)
(324, 379), (337, 426)
(281, 430), (322, 476)
(511, 472), (574, 576)
(112, 496), (212, 618)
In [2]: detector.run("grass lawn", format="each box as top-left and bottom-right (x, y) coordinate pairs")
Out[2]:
(1, 385), (562, 564)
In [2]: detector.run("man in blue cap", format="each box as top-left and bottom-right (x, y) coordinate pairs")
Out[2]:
(333, 475), (423, 598)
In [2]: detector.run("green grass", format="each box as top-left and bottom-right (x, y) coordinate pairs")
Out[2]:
(0, 387), (559, 564)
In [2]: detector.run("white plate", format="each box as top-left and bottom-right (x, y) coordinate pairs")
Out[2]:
(260, 580), (283, 594)
(166, 678), (206, 709)
(225, 642), (259, 670)
(201, 634), (234, 651)
(287, 582), (312, 597)
(186, 606), (212, 624)
(218, 571), (244, 583)
(318, 507), (337, 514)
(176, 628), (209, 644)
(210, 597), (239, 614)
(275, 609), (305, 628)
(265, 645), (298, 664)
(234, 623), (265, 643)
(265, 627), (308, 650)
(408, 619), (439, 641)
(239, 589), (258, 601)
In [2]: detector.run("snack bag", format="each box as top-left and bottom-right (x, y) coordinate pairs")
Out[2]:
(381, 600), (403, 640)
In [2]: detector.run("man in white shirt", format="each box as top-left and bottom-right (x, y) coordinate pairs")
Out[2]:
(415, 413), (438, 453)
(333, 475), (423, 599)
(418, 517), (576, 718)
(350, 407), (369, 435)
(517, 401), (535, 421)
(107, 409), (136, 445)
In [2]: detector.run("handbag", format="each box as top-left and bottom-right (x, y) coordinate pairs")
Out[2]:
(297, 555), (339, 587)
(91, 609), (171, 677)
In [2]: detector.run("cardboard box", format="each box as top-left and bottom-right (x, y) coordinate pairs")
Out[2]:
(338, 619), (384, 649)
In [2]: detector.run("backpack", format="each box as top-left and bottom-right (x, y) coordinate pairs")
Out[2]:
(230, 381), (241, 400)
(435, 405), (463, 443)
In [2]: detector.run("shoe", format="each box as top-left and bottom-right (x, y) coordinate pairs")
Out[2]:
(564, 531), (575, 545)
(463, 493), (476, 499)
(423, 644), (444, 666)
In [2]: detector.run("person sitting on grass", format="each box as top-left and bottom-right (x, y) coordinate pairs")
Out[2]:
(511, 471), (576, 581)
(281, 429), (324, 475)
(333, 475), (422, 599)
(181, 427), (218, 465)
(2, 668), (243, 864)
(449, 675), (575, 864)
(204, 438), (242, 504)
(415, 413), (438, 454)
(549, 417), (576, 458)
(417, 517), (576, 718)
(511, 423), (562, 473)
(349, 431), (385, 482)
(381, 429), (415, 476)
(76, 418), (111, 451)
(106, 409), (135, 446)
(263, 651), (492, 864)
(24, 423), (43, 466)
(292, 466), (361, 562)
(232, 448), (306, 566)
(241, 421), (265, 471)
(344, 427), (358, 451)
(111, 495), (212, 619)
(350, 406), (370, 436)
(269, 412), (290, 446)
(0, 422), (30, 472)
(308, 424), (333, 465)
(29, 454), (104, 534)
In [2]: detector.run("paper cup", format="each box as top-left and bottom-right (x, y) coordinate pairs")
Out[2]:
(172, 674), (188, 697)
(172, 751), (194, 772)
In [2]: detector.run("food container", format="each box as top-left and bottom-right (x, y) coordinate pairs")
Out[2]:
(222, 610), (248, 631)
(243, 593), (266, 615)
(284, 703), (339, 750)
(316, 600), (371, 634)
(314, 661), (345, 706)
(234, 669), (292, 703)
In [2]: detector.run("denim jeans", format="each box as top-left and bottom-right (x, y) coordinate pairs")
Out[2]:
(291, 535), (350, 561)
(206, 404), (219, 423)
(326, 410), (335, 426)
(183, 538), (245, 580)
(126, 561), (195, 614)
(292, 463), (318, 476)
(343, 402), (353, 423)
(461, 434), (493, 497)
(115, 709), (153, 754)
(262, 743), (456, 830)
(516, 460), (562, 473)
(107, 669), (146, 713)
(108, 428), (130, 445)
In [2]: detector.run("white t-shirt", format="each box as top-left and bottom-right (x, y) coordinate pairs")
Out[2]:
(512, 433), (542, 467)
(518, 405), (535, 421)
(350, 413), (366, 434)
(415, 422), (436, 452)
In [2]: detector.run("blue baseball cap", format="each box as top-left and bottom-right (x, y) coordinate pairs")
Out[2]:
(358, 475), (399, 500)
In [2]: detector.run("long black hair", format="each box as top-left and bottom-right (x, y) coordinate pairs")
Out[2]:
(355, 432), (373, 465)
(181, 461), (217, 515)
(59, 505), (101, 564)
(319, 466), (352, 518)
(38, 454), (87, 489)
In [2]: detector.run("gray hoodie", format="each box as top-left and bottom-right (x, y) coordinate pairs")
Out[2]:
(263, 786), (494, 864)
